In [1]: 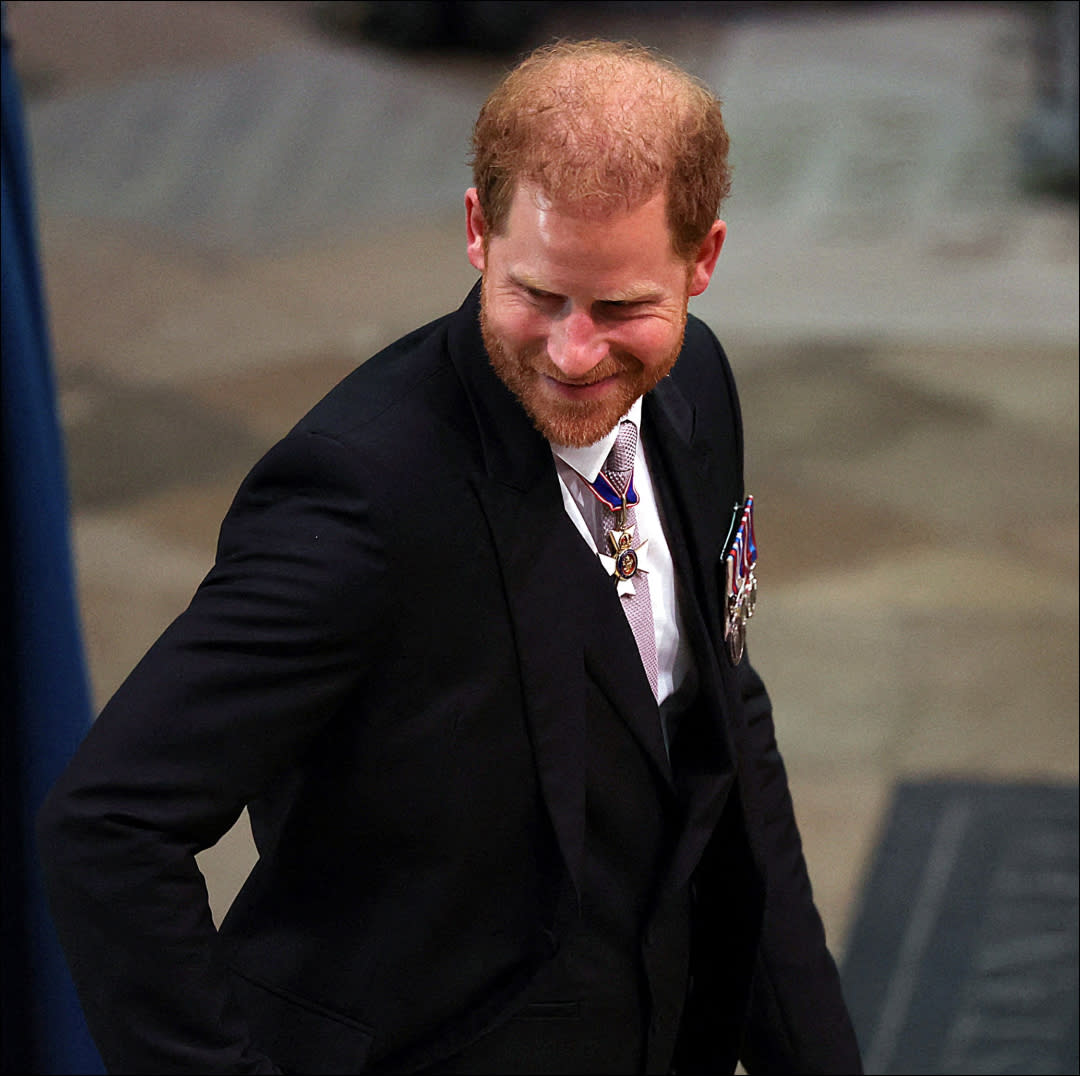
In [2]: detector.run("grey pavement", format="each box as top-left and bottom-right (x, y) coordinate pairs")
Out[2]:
(8, 0), (1078, 985)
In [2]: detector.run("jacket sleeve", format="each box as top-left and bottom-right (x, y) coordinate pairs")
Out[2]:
(734, 657), (864, 1075)
(36, 430), (388, 1074)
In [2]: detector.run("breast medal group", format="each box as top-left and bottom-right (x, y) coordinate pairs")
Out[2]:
(724, 496), (758, 665)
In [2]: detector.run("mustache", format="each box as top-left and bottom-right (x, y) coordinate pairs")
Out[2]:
(524, 348), (632, 385)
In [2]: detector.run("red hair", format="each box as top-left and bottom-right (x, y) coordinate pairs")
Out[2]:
(471, 39), (732, 261)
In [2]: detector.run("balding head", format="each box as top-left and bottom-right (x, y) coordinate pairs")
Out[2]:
(470, 40), (732, 262)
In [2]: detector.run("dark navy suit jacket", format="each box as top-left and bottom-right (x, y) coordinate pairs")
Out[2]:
(38, 285), (861, 1074)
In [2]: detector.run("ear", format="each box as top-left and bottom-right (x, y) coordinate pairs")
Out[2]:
(687, 219), (726, 296)
(465, 188), (487, 273)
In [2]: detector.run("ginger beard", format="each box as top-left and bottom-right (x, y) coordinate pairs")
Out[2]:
(480, 276), (688, 449)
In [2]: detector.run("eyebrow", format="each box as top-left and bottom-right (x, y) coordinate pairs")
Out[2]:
(597, 288), (664, 304)
(509, 271), (558, 296)
(509, 271), (663, 304)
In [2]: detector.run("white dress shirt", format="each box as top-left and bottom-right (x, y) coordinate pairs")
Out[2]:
(550, 398), (694, 707)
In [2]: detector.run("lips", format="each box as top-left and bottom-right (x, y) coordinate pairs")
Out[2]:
(542, 372), (620, 400)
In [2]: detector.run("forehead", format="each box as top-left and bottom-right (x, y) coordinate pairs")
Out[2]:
(495, 184), (682, 278)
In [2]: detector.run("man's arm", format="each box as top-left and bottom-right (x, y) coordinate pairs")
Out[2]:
(734, 658), (864, 1074)
(37, 430), (387, 1074)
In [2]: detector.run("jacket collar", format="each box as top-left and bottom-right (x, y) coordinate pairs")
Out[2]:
(446, 282), (552, 491)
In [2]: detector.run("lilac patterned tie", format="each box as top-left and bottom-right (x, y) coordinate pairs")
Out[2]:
(589, 420), (660, 699)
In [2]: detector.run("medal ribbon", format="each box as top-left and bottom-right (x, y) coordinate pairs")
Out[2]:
(725, 496), (757, 598)
(585, 469), (639, 513)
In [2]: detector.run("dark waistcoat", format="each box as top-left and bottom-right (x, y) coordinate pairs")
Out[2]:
(429, 685), (716, 1075)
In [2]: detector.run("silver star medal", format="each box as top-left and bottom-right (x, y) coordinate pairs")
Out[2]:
(599, 523), (650, 596)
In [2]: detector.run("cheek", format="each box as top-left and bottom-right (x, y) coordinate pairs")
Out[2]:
(490, 304), (549, 350)
(614, 321), (683, 370)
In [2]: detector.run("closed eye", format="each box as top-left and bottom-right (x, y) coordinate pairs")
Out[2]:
(520, 285), (564, 308)
(596, 299), (647, 317)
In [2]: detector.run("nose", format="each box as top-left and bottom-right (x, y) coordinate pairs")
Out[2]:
(547, 308), (607, 380)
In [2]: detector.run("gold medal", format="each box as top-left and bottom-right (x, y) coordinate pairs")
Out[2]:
(607, 525), (638, 580)
(614, 546), (639, 580)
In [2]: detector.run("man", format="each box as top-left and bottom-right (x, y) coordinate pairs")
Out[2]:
(38, 40), (862, 1074)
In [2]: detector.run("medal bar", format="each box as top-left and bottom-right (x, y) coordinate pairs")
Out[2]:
(724, 495), (758, 664)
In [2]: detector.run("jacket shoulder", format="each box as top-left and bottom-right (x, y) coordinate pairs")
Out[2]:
(294, 310), (460, 446)
(675, 312), (745, 458)
(679, 313), (737, 390)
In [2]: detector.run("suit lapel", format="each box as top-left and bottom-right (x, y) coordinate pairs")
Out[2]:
(644, 378), (742, 646)
(471, 475), (591, 897)
(644, 378), (741, 889)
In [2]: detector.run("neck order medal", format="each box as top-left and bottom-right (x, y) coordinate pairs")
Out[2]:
(589, 471), (648, 596)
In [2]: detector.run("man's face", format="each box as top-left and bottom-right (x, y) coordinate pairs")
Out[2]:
(466, 184), (725, 448)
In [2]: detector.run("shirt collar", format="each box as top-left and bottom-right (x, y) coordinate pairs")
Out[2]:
(549, 397), (644, 483)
